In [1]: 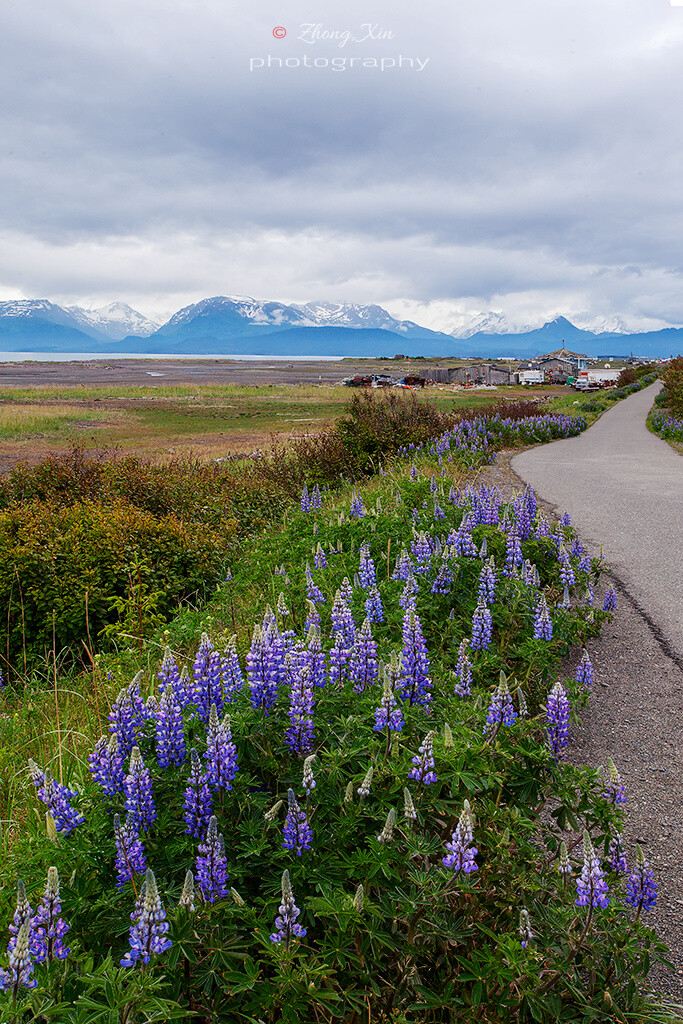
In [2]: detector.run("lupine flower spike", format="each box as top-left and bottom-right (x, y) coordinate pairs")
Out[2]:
(114, 813), (147, 888)
(575, 648), (594, 689)
(484, 676), (517, 737)
(33, 867), (70, 964)
(558, 841), (572, 880)
(625, 845), (657, 914)
(357, 766), (373, 800)
(270, 870), (306, 946)
(377, 808), (396, 843)
(196, 816), (229, 903)
(443, 801), (478, 874)
(178, 871), (196, 912)
(546, 681), (570, 760)
(408, 731), (437, 786)
(120, 869), (172, 967)
(575, 831), (609, 909)
(183, 748), (213, 837)
(123, 747), (156, 832)
(602, 758), (627, 805)
(519, 909), (533, 948)
(608, 834), (628, 874)
(282, 788), (313, 857)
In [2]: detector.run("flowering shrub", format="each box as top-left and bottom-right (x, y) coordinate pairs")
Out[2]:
(0, 454), (673, 1023)
(650, 409), (683, 443)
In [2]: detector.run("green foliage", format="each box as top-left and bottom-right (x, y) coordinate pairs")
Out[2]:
(0, 499), (226, 676)
(660, 355), (683, 418)
(1, 452), (675, 1022)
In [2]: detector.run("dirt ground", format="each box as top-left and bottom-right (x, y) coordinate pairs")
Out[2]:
(476, 454), (683, 1005)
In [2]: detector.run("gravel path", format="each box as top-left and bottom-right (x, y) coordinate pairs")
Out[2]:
(512, 382), (683, 665)
(475, 402), (683, 1005)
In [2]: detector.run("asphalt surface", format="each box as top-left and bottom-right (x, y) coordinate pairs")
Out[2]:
(512, 383), (683, 666)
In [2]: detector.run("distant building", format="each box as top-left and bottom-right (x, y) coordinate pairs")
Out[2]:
(449, 363), (514, 385)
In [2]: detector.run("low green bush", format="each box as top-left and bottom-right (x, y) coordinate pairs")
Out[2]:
(660, 356), (683, 417)
(0, 499), (227, 677)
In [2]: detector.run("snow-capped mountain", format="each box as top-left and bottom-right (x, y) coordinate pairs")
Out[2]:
(156, 296), (441, 341)
(449, 311), (539, 339)
(66, 302), (160, 341)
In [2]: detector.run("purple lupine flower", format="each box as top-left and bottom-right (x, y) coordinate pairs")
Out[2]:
(158, 647), (187, 709)
(535, 515), (551, 538)
(409, 463), (419, 480)
(373, 670), (404, 733)
(484, 677), (517, 736)
(546, 681), (570, 760)
(313, 543), (327, 570)
(607, 834), (628, 874)
(442, 801), (478, 874)
(349, 618), (379, 694)
(270, 869), (306, 945)
(471, 599), (493, 651)
(399, 571), (419, 610)
(247, 624), (279, 714)
(330, 590), (356, 644)
(625, 845), (657, 912)
(285, 664), (315, 757)
(408, 731), (437, 785)
(282, 788), (313, 857)
(578, 552), (592, 574)
(392, 547), (414, 581)
(108, 674), (146, 756)
(183, 748), (213, 837)
(155, 685), (186, 768)
(477, 563), (496, 605)
(120, 869), (171, 968)
(349, 490), (365, 518)
(453, 639), (473, 697)
(519, 909), (534, 949)
(575, 648), (594, 689)
(328, 631), (351, 688)
(304, 600), (321, 633)
(305, 567), (326, 605)
(558, 841), (572, 878)
(302, 626), (327, 689)
(558, 550), (576, 588)
(196, 816), (229, 903)
(603, 586), (617, 612)
(28, 761), (84, 836)
(205, 704), (239, 791)
(364, 585), (385, 623)
(32, 867), (69, 965)
(411, 531), (433, 574)
(602, 758), (626, 805)
(453, 516), (477, 558)
(191, 633), (223, 724)
(558, 585), (572, 610)
(88, 733), (125, 798)
(300, 484), (311, 513)
(114, 813), (147, 888)
(533, 596), (553, 641)
(221, 636), (244, 702)
(311, 483), (322, 510)
(560, 511), (571, 527)
(340, 576), (354, 605)
(398, 608), (431, 708)
(4, 918), (36, 995)
(124, 747), (156, 833)
(504, 525), (523, 573)
(431, 561), (453, 595)
(7, 880), (35, 962)
(358, 543), (377, 588)
(575, 831), (609, 908)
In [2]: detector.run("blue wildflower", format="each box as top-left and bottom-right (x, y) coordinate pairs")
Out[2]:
(155, 685), (186, 768)
(364, 585), (385, 623)
(120, 869), (172, 968)
(285, 664), (315, 757)
(546, 681), (570, 759)
(453, 639), (473, 697)
(443, 801), (478, 874)
(183, 748), (213, 837)
(575, 831), (609, 908)
(373, 669), (404, 733)
(358, 543), (376, 588)
(28, 761), (84, 836)
(270, 869), (306, 945)
(124, 747), (156, 833)
(282, 788), (313, 857)
(607, 834), (628, 874)
(484, 677), (517, 736)
(625, 846), (657, 913)
(192, 633), (223, 724)
(602, 758), (626, 805)
(88, 733), (125, 798)
(221, 636), (244, 702)
(349, 618), (379, 694)
(398, 608), (431, 708)
(205, 704), (239, 791)
(114, 812), (147, 888)
(408, 730), (437, 785)
(603, 586), (617, 612)
(471, 599), (493, 650)
(533, 596), (553, 641)
(575, 648), (594, 689)
(31, 868), (69, 965)
(196, 816), (229, 903)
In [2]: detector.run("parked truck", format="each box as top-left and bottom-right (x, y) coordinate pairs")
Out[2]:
(518, 370), (544, 385)
(574, 369), (620, 390)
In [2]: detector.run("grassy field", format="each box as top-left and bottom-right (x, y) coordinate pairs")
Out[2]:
(0, 382), (565, 462)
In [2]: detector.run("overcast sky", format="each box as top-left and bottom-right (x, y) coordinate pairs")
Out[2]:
(1, 0), (683, 331)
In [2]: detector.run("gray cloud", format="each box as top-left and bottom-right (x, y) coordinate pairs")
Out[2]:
(1, 0), (683, 329)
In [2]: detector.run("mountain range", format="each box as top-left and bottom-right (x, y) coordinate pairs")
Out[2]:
(0, 296), (681, 359)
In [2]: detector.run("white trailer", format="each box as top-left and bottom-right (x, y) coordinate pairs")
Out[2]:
(574, 369), (620, 390)
(518, 370), (544, 385)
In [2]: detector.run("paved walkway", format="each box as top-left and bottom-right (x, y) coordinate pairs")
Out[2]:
(512, 383), (683, 665)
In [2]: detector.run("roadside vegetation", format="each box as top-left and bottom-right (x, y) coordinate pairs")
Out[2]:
(649, 356), (683, 448)
(2, 395), (679, 1023)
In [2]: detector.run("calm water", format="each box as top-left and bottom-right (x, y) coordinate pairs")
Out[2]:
(0, 352), (344, 363)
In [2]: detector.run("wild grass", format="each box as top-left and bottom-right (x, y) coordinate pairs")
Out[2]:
(0, 403), (112, 438)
